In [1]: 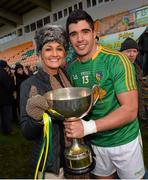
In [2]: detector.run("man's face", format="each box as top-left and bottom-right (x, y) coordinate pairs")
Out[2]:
(68, 20), (96, 61)
(122, 49), (138, 63)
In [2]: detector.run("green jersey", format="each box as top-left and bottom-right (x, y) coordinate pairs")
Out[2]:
(67, 45), (139, 147)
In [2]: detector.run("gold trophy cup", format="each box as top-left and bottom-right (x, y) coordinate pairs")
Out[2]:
(45, 86), (99, 174)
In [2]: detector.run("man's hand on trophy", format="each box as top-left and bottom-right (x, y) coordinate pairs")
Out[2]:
(64, 119), (97, 138)
(64, 118), (84, 138)
(26, 86), (51, 121)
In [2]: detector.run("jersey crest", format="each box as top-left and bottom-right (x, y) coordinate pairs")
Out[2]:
(95, 71), (103, 81)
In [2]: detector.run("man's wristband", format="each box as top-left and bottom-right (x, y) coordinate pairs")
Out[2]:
(81, 119), (97, 136)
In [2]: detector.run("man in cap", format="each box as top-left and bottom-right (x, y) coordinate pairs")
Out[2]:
(120, 37), (139, 63)
(120, 37), (144, 123)
(120, 38), (148, 178)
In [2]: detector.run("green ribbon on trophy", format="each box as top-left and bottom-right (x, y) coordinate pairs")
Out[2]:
(34, 112), (53, 180)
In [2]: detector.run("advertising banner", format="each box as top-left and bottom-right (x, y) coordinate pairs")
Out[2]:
(135, 7), (148, 26)
(99, 26), (146, 50)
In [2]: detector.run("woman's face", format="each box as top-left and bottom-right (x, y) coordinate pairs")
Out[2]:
(40, 41), (66, 74)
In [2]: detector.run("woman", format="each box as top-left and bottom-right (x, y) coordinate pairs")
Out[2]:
(20, 25), (71, 179)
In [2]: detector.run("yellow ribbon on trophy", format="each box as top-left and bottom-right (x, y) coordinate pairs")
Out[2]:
(34, 112), (53, 180)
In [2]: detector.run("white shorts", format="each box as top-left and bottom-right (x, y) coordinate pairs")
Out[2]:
(91, 134), (145, 179)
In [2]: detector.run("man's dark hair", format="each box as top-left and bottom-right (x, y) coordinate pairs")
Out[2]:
(66, 9), (94, 35)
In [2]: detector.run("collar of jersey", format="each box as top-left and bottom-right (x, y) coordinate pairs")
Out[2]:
(76, 44), (102, 62)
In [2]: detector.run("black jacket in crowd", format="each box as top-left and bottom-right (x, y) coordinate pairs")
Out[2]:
(0, 67), (15, 106)
(20, 69), (65, 175)
(138, 31), (148, 53)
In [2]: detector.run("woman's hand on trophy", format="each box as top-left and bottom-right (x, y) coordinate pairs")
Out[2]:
(64, 118), (85, 138)
(26, 86), (51, 121)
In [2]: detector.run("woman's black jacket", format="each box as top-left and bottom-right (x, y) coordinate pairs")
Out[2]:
(20, 69), (65, 175)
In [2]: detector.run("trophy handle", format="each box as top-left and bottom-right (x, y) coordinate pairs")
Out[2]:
(92, 84), (100, 106)
(79, 85), (100, 119)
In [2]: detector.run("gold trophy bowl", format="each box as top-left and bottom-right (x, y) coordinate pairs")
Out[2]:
(45, 86), (99, 174)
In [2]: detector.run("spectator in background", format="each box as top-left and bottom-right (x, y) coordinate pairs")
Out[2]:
(142, 76), (148, 128)
(23, 65), (37, 76)
(23, 65), (30, 76)
(120, 38), (148, 179)
(120, 37), (144, 123)
(120, 37), (139, 63)
(29, 65), (37, 75)
(138, 26), (148, 76)
(9, 65), (18, 123)
(0, 60), (15, 135)
(15, 63), (29, 114)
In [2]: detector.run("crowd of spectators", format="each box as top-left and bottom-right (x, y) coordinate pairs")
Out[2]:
(0, 60), (38, 135)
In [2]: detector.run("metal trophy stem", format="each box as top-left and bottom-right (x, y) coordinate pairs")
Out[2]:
(44, 85), (100, 175)
(65, 138), (94, 174)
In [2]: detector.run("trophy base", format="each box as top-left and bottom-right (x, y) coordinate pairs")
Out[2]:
(65, 158), (95, 175)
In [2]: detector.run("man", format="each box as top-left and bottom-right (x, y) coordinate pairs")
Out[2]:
(120, 37), (139, 63)
(64, 9), (145, 179)
(120, 37), (144, 122)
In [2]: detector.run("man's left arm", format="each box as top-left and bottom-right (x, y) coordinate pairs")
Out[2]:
(95, 89), (138, 132)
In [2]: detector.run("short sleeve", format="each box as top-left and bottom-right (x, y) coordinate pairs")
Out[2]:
(110, 54), (137, 94)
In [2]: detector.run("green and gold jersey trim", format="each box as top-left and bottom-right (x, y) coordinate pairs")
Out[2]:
(101, 46), (136, 91)
(92, 45), (102, 60)
(76, 44), (102, 62)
